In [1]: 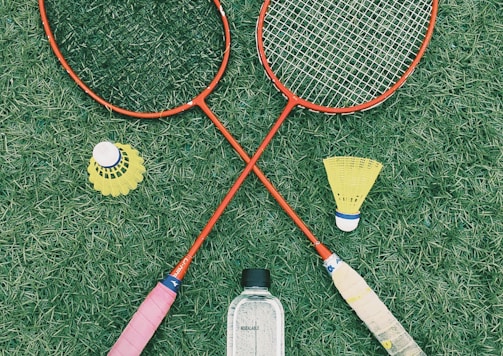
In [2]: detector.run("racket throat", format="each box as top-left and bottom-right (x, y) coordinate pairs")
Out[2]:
(313, 242), (333, 261)
(170, 254), (193, 280)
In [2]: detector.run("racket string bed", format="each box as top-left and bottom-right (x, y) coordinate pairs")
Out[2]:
(262, 0), (433, 109)
(272, 1), (364, 100)
(43, 0), (225, 114)
(267, 0), (429, 105)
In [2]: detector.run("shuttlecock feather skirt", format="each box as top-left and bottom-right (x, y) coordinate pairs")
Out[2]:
(323, 156), (383, 231)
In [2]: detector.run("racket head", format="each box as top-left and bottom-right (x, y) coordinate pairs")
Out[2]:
(256, 0), (438, 114)
(38, 0), (231, 118)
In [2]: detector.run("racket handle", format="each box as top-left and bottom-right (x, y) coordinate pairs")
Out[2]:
(108, 278), (180, 356)
(327, 258), (425, 355)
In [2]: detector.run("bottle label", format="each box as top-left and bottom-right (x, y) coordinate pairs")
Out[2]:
(323, 254), (343, 276)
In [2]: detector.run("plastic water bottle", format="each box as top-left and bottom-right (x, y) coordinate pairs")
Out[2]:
(226, 269), (285, 356)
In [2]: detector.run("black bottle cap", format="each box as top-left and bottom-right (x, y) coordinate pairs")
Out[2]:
(241, 268), (271, 288)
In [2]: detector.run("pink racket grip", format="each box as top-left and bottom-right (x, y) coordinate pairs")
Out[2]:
(108, 275), (181, 356)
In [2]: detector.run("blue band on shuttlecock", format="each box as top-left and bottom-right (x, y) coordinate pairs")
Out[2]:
(161, 275), (182, 293)
(335, 211), (360, 219)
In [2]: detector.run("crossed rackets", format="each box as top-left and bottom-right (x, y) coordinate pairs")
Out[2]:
(39, 0), (438, 354)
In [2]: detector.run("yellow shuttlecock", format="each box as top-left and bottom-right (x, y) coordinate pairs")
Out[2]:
(88, 141), (145, 197)
(323, 156), (383, 232)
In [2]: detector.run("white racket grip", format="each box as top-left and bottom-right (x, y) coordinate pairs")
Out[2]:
(325, 257), (425, 355)
(108, 280), (179, 356)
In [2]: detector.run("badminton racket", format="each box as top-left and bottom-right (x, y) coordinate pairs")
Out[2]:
(251, 1), (437, 354)
(39, 0), (438, 354)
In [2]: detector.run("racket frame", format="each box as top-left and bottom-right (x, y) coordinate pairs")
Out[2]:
(256, 0), (439, 114)
(38, 0), (231, 118)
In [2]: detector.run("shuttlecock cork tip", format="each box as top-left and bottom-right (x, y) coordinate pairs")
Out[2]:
(335, 211), (360, 232)
(93, 141), (121, 168)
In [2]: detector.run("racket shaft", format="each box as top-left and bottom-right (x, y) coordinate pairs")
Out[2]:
(332, 263), (425, 356)
(108, 283), (177, 356)
(200, 103), (332, 259)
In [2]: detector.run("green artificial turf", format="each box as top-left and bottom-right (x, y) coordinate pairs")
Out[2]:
(1, 0), (502, 355)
